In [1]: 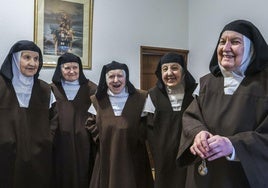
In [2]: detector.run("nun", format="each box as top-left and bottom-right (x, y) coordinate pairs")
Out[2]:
(0, 40), (58, 188)
(177, 20), (268, 188)
(144, 52), (196, 188)
(87, 61), (154, 188)
(51, 52), (97, 188)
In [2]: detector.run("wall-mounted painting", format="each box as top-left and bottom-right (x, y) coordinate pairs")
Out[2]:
(34, 0), (93, 69)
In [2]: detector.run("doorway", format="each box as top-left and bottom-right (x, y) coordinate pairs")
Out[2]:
(140, 46), (189, 90)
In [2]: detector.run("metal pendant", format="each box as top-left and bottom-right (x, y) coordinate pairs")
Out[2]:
(198, 159), (208, 176)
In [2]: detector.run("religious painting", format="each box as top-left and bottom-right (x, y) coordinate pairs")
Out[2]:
(34, 0), (93, 68)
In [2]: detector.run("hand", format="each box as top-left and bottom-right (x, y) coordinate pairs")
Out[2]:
(205, 135), (233, 161)
(190, 131), (213, 158)
(85, 115), (96, 129)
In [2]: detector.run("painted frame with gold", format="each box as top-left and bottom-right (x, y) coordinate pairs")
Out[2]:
(34, 0), (93, 69)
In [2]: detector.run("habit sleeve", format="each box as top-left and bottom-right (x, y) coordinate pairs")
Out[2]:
(177, 97), (208, 166)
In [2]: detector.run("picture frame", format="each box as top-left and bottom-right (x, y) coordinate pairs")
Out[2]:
(34, 0), (93, 69)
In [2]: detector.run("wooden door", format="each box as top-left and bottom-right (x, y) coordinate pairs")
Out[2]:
(140, 46), (189, 90)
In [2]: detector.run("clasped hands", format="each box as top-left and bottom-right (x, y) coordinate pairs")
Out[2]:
(190, 131), (233, 161)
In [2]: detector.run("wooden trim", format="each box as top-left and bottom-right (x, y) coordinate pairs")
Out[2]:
(141, 46), (189, 56)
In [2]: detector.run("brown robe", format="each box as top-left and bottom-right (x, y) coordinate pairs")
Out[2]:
(146, 84), (195, 188)
(177, 69), (268, 188)
(51, 81), (97, 188)
(89, 90), (154, 188)
(0, 75), (58, 188)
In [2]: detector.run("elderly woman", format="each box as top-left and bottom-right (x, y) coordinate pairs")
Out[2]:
(51, 52), (97, 188)
(177, 20), (268, 188)
(144, 52), (196, 188)
(87, 61), (154, 188)
(0, 40), (58, 188)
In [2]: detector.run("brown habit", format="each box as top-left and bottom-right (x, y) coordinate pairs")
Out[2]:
(51, 81), (97, 188)
(89, 90), (154, 188)
(146, 84), (195, 188)
(0, 76), (57, 188)
(177, 71), (268, 188)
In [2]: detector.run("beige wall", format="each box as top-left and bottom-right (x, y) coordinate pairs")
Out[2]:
(0, 0), (189, 87)
(188, 0), (268, 81)
(2, 0), (267, 85)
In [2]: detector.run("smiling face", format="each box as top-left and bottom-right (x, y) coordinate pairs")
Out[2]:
(106, 69), (126, 94)
(61, 62), (80, 82)
(161, 62), (183, 87)
(19, 51), (40, 77)
(217, 30), (244, 71)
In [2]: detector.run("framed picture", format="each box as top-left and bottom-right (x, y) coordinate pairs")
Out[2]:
(34, 0), (93, 69)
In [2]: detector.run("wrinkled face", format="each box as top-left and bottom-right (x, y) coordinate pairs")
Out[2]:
(19, 51), (40, 77)
(61, 62), (80, 82)
(161, 63), (183, 87)
(106, 69), (126, 94)
(217, 30), (244, 71)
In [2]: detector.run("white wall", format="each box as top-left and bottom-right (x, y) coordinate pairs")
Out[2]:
(188, 0), (268, 82)
(0, 0), (188, 87)
(0, 0), (35, 63)
(2, 1), (268, 86)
